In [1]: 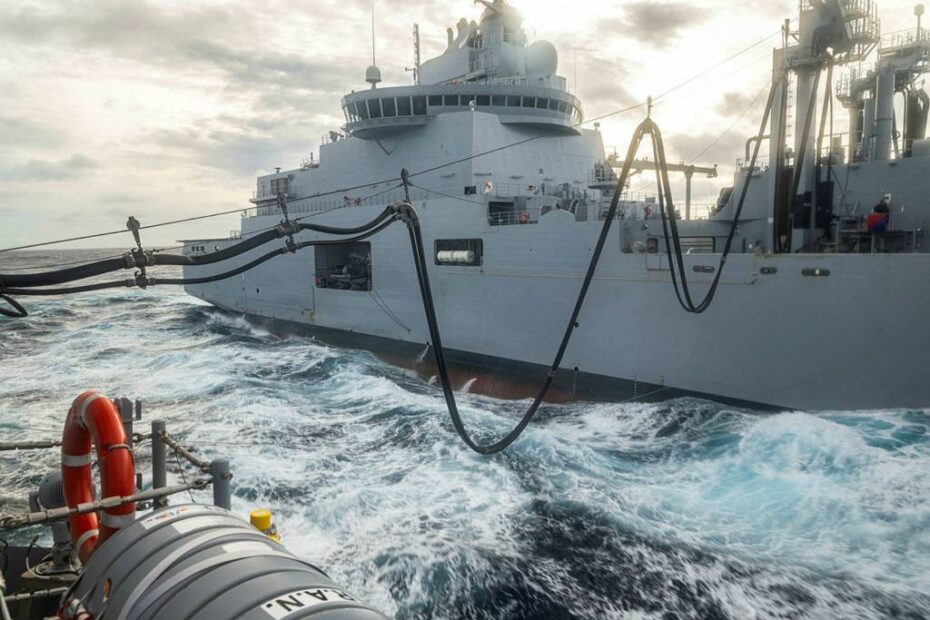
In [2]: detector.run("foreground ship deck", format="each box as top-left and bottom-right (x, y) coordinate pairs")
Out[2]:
(183, 0), (930, 411)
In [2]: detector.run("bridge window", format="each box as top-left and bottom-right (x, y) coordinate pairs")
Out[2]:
(428, 95), (443, 107)
(382, 97), (396, 117)
(506, 96), (521, 107)
(367, 98), (382, 118)
(476, 95), (490, 106)
(315, 242), (372, 292)
(536, 98), (549, 109)
(444, 95), (458, 106)
(356, 101), (369, 120)
(522, 97), (536, 108)
(492, 95), (506, 106)
(412, 96), (427, 115)
(435, 239), (483, 266)
(548, 99), (559, 111)
(557, 101), (568, 113)
(397, 96), (412, 116)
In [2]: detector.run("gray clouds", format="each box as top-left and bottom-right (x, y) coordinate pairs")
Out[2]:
(597, 2), (708, 48)
(0, 153), (99, 182)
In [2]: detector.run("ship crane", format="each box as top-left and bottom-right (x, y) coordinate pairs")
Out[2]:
(604, 155), (718, 220)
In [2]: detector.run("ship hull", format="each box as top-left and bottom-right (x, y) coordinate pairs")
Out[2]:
(184, 200), (930, 412)
(216, 305), (762, 407)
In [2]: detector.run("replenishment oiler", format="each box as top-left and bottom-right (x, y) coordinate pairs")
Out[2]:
(178, 0), (930, 411)
(1, 1), (929, 618)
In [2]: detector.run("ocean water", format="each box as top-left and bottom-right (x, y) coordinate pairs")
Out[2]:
(1, 250), (928, 619)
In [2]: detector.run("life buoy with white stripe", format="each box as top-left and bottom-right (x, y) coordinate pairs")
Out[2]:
(61, 391), (136, 563)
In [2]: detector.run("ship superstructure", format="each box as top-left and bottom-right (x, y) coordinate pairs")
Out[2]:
(182, 0), (930, 410)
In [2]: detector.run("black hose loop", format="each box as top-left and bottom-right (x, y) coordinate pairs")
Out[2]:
(0, 293), (27, 318)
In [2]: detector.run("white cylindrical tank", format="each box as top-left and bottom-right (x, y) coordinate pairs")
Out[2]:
(437, 250), (476, 264)
(874, 69), (896, 161)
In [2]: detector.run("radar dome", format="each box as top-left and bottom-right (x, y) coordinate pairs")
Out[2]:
(526, 40), (558, 75)
(365, 65), (382, 87)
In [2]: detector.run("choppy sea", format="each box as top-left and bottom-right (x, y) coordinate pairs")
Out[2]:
(1, 250), (928, 619)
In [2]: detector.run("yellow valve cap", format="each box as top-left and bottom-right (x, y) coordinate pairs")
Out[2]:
(250, 508), (273, 532)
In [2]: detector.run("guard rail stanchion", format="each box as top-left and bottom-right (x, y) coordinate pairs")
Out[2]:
(151, 420), (168, 509)
(211, 459), (231, 510)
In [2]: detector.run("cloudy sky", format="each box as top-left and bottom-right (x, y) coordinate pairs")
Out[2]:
(0, 0), (923, 250)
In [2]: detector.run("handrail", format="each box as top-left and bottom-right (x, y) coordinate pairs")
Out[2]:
(0, 479), (211, 531)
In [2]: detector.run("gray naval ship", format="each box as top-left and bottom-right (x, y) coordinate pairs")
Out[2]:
(182, 0), (930, 411)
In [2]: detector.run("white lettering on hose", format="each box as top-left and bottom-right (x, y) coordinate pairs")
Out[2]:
(259, 588), (357, 619)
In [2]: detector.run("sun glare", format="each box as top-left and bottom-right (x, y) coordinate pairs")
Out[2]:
(506, 0), (590, 35)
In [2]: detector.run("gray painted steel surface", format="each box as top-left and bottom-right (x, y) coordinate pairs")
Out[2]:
(69, 504), (388, 620)
(182, 0), (930, 411)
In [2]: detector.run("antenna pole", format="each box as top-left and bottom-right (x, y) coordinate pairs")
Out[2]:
(573, 43), (578, 94)
(371, 0), (376, 66)
(414, 23), (421, 85)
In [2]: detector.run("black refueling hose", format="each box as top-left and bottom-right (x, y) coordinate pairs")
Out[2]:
(0, 208), (397, 288)
(651, 81), (776, 314)
(2, 218), (398, 297)
(0, 294), (27, 318)
(396, 115), (659, 453)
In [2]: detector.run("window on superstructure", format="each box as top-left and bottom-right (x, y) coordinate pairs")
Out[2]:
(678, 237), (716, 253)
(428, 95), (442, 107)
(444, 95), (458, 106)
(382, 97), (396, 117)
(506, 96), (521, 107)
(270, 177), (289, 196)
(522, 97), (536, 108)
(356, 101), (369, 120)
(412, 96), (427, 115)
(314, 242), (372, 292)
(536, 98), (549, 109)
(557, 101), (568, 113)
(492, 95), (505, 106)
(368, 99), (382, 119)
(476, 95), (490, 106)
(397, 96), (412, 116)
(548, 99), (559, 111)
(488, 201), (519, 226)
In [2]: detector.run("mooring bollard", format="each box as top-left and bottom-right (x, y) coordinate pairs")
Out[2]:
(211, 459), (231, 510)
(151, 420), (168, 509)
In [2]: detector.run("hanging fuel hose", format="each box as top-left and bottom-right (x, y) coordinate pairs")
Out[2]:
(395, 108), (690, 453)
(0, 207), (398, 290)
(0, 218), (398, 300)
(650, 81), (777, 314)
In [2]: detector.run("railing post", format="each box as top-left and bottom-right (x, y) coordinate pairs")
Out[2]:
(210, 459), (232, 510)
(151, 420), (168, 509)
(116, 397), (134, 449)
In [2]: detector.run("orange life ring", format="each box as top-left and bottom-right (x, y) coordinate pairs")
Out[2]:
(61, 391), (136, 563)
